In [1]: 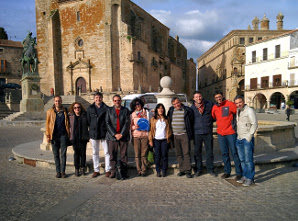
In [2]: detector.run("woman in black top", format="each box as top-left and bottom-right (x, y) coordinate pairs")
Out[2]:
(69, 102), (89, 176)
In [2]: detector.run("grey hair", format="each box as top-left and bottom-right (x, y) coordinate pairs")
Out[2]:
(171, 96), (181, 103)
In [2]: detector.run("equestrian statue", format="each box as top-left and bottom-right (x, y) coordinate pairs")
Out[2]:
(21, 32), (38, 76)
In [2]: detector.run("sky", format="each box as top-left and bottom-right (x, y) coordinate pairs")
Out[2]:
(1, 0), (298, 60)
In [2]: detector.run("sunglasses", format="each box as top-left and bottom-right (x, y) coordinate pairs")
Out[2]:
(74, 107), (81, 109)
(136, 103), (140, 106)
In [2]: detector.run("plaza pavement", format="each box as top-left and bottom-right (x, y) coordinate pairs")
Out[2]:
(0, 113), (298, 220)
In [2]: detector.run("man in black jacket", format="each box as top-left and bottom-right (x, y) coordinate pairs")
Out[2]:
(167, 97), (194, 178)
(191, 91), (216, 177)
(105, 94), (130, 178)
(87, 92), (110, 178)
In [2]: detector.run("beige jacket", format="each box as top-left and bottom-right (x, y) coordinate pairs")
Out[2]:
(148, 116), (172, 143)
(46, 106), (70, 140)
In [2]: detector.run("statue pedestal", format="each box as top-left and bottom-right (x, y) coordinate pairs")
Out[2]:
(20, 75), (44, 112)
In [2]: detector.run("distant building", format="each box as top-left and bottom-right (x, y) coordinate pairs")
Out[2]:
(197, 13), (291, 101)
(245, 29), (298, 109)
(35, 0), (196, 98)
(0, 39), (23, 87)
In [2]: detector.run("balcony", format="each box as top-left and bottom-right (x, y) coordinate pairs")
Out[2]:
(231, 71), (244, 77)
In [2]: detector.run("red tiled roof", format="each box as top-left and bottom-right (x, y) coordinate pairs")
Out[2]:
(0, 39), (23, 48)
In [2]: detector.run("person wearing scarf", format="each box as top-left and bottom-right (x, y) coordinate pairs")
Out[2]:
(191, 91), (216, 177)
(130, 98), (151, 176)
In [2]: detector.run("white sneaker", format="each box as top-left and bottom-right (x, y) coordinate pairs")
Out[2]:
(242, 179), (254, 187)
(236, 176), (246, 184)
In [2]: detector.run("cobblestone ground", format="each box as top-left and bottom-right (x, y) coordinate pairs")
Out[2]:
(0, 127), (95, 221)
(0, 126), (298, 221)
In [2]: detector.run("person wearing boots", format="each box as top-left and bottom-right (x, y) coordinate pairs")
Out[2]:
(69, 102), (89, 177)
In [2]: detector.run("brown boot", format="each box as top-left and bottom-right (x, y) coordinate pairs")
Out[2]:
(56, 172), (61, 178)
(61, 172), (66, 178)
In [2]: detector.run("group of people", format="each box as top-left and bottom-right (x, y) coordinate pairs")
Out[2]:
(45, 90), (258, 186)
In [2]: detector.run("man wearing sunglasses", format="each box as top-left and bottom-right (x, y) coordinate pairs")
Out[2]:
(105, 94), (130, 178)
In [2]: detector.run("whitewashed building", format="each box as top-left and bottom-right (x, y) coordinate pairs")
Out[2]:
(245, 29), (298, 109)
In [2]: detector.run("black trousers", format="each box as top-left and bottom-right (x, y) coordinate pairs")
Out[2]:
(73, 141), (87, 170)
(194, 133), (214, 173)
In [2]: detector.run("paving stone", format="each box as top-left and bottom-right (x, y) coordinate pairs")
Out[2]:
(0, 126), (298, 220)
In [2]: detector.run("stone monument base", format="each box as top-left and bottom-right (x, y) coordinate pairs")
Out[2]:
(20, 98), (44, 112)
(20, 75), (44, 112)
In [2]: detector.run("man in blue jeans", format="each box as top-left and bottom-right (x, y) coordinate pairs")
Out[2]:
(234, 95), (258, 186)
(212, 91), (242, 180)
(46, 95), (70, 178)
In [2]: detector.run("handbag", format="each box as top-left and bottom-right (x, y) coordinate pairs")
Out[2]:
(147, 146), (155, 164)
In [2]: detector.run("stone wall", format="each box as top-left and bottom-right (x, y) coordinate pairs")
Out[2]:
(0, 42), (23, 84)
(35, 0), (196, 98)
(197, 29), (292, 101)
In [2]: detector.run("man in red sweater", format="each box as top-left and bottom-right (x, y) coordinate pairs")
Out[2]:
(212, 91), (242, 180)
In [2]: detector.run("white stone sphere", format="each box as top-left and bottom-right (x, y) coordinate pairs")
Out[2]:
(160, 76), (173, 88)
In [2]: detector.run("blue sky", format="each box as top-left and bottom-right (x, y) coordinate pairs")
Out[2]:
(1, 0), (298, 60)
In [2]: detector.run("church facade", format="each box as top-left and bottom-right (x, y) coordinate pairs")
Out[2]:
(35, 0), (196, 97)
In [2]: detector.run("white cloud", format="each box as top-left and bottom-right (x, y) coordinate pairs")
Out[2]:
(180, 38), (216, 59)
(149, 10), (172, 26)
(149, 8), (225, 59)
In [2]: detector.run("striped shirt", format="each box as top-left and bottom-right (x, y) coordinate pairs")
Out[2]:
(172, 108), (186, 135)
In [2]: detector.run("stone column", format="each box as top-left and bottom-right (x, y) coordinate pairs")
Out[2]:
(155, 76), (175, 113)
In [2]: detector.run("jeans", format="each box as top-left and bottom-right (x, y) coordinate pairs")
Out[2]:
(194, 133), (214, 173)
(218, 134), (242, 176)
(90, 139), (111, 173)
(51, 134), (68, 173)
(154, 139), (168, 174)
(236, 138), (255, 180)
(174, 134), (191, 173)
(73, 141), (87, 170)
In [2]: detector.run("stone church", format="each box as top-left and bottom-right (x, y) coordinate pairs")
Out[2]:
(35, 0), (196, 97)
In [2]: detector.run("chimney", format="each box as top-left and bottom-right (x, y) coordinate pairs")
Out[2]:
(276, 12), (284, 30)
(260, 14), (270, 30)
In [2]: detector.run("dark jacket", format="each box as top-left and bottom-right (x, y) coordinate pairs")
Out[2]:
(105, 106), (130, 141)
(87, 102), (108, 139)
(68, 111), (89, 142)
(191, 100), (214, 135)
(167, 104), (194, 140)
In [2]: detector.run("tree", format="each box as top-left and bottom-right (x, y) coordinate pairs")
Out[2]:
(0, 27), (8, 40)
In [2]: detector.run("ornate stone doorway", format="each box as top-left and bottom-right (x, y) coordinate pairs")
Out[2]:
(76, 77), (86, 95)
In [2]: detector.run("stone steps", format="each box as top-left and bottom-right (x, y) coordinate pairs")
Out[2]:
(43, 95), (91, 112)
(0, 103), (16, 120)
(3, 112), (46, 121)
